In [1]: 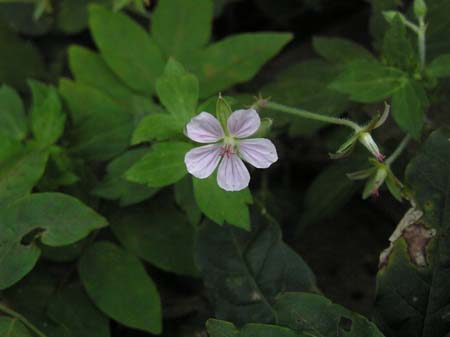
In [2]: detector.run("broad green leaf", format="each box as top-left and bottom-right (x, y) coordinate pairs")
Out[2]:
(382, 15), (417, 71)
(0, 26), (44, 90)
(427, 54), (450, 78)
(0, 193), (107, 289)
(193, 175), (253, 229)
(374, 129), (450, 337)
(152, 0), (213, 60)
(0, 143), (48, 208)
(391, 80), (427, 139)
(28, 80), (66, 146)
(78, 241), (162, 334)
(206, 319), (301, 337)
(174, 176), (202, 226)
(4, 268), (110, 337)
(89, 5), (165, 94)
(125, 141), (193, 188)
(426, 0), (450, 59)
(131, 113), (184, 144)
(195, 220), (317, 325)
(111, 201), (198, 276)
(59, 79), (133, 161)
(299, 156), (366, 230)
(92, 149), (158, 206)
(261, 60), (349, 136)
(330, 60), (407, 102)
(0, 317), (32, 337)
(156, 59), (199, 123)
(187, 32), (292, 98)
(313, 36), (375, 64)
(276, 292), (385, 336)
(0, 85), (27, 141)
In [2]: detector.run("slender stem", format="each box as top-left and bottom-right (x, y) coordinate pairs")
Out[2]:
(386, 135), (411, 166)
(418, 18), (427, 69)
(265, 101), (361, 131)
(0, 303), (47, 337)
(403, 19), (420, 34)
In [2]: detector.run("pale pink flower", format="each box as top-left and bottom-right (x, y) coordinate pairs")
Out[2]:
(184, 109), (278, 191)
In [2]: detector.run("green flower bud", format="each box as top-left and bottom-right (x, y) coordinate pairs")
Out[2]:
(414, 0), (427, 19)
(216, 94), (232, 132)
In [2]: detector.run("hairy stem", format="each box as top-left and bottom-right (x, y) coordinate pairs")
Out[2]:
(265, 101), (361, 131)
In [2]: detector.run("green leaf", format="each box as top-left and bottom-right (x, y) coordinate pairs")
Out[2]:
(59, 79), (133, 161)
(206, 319), (301, 337)
(92, 149), (158, 206)
(382, 15), (418, 71)
(330, 60), (407, 102)
(426, 0), (450, 59)
(313, 36), (376, 64)
(78, 241), (162, 334)
(0, 85), (27, 141)
(391, 80), (427, 139)
(88, 5), (165, 94)
(111, 201), (198, 276)
(276, 292), (385, 336)
(174, 176), (202, 226)
(195, 220), (317, 325)
(0, 317), (32, 337)
(188, 32), (293, 98)
(0, 26), (44, 90)
(152, 0), (213, 60)
(374, 129), (450, 337)
(261, 60), (349, 136)
(0, 192), (107, 289)
(0, 143), (49, 208)
(156, 59), (199, 123)
(125, 141), (192, 188)
(193, 175), (253, 229)
(28, 80), (66, 146)
(427, 54), (450, 78)
(131, 113), (183, 144)
(369, 0), (401, 50)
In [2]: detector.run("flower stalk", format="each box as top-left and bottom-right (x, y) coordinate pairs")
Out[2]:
(385, 135), (411, 166)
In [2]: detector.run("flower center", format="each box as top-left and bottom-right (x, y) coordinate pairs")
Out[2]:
(221, 137), (237, 158)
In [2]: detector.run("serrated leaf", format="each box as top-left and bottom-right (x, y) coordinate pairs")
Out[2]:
(195, 220), (317, 325)
(152, 0), (213, 60)
(276, 292), (385, 336)
(427, 54), (450, 78)
(131, 113), (183, 144)
(92, 149), (158, 206)
(88, 5), (165, 94)
(0, 85), (27, 141)
(374, 129), (450, 337)
(28, 80), (66, 146)
(193, 174), (253, 229)
(78, 241), (162, 334)
(126, 141), (192, 188)
(187, 32), (292, 98)
(0, 193), (107, 289)
(313, 36), (375, 64)
(59, 79), (133, 161)
(391, 80), (427, 139)
(111, 201), (198, 276)
(156, 59), (199, 123)
(330, 60), (407, 102)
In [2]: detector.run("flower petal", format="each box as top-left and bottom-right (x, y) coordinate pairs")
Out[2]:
(185, 112), (224, 143)
(238, 138), (278, 169)
(217, 154), (250, 191)
(227, 109), (260, 138)
(185, 144), (222, 179)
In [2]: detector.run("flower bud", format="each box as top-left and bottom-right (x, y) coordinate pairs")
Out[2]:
(414, 0), (427, 19)
(363, 166), (388, 199)
(216, 94), (232, 132)
(358, 132), (385, 161)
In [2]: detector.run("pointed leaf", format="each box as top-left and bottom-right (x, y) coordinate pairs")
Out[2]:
(0, 85), (27, 141)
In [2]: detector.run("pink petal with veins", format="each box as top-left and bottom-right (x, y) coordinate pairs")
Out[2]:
(227, 109), (260, 138)
(238, 138), (278, 169)
(185, 144), (222, 179)
(185, 112), (224, 143)
(217, 153), (250, 191)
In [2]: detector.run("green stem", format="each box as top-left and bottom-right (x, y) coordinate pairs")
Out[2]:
(386, 135), (411, 166)
(265, 101), (361, 131)
(418, 18), (427, 69)
(0, 303), (47, 337)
